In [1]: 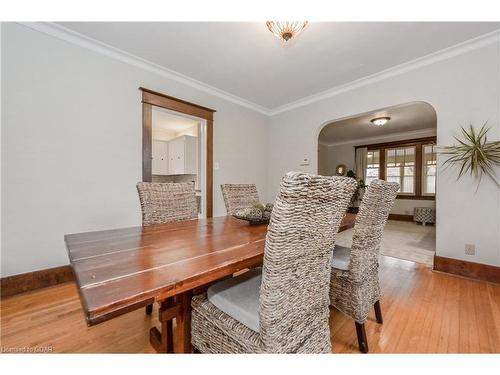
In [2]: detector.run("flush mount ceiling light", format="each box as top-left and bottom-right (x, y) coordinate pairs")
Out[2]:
(371, 117), (391, 126)
(266, 21), (308, 42)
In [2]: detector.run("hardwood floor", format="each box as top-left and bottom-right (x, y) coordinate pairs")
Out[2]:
(1, 256), (499, 353)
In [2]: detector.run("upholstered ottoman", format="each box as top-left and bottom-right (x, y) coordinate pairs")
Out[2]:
(414, 207), (435, 226)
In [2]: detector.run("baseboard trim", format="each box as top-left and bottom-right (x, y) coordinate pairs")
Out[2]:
(433, 255), (500, 284)
(1, 265), (75, 298)
(388, 214), (414, 222)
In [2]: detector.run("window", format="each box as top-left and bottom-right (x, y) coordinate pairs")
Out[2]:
(385, 146), (415, 194)
(365, 150), (380, 186)
(422, 144), (436, 195)
(360, 137), (436, 200)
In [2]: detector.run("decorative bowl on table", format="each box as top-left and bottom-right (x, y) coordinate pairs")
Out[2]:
(233, 203), (273, 225)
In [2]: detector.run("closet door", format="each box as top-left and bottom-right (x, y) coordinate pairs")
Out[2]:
(183, 135), (198, 175)
(168, 139), (176, 174)
(152, 140), (168, 175)
(168, 137), (185, 175)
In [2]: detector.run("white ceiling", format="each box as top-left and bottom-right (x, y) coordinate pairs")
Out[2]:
(319, 101), (436, 145)
(58, 22), (499, 110)
(152, 107), (199, 133)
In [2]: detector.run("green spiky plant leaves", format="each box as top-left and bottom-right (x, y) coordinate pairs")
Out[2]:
(440, 123), (500, 188)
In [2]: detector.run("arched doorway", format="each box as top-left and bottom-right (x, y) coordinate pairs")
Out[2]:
(318, 101), (437, 266)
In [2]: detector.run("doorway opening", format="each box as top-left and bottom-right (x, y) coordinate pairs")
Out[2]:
(318, 101), (437, 266)
(151, 107), (206, 217)
(141, 88), (215, 217)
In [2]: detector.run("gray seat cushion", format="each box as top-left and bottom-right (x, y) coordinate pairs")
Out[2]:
(332, 245), (351, 270)
(207, 267), (262, 332)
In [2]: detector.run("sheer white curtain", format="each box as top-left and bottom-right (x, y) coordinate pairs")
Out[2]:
(355, 147), (367, 182)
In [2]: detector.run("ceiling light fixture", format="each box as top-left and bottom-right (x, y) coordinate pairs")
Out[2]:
(371, 117), (391, 126)
(266, 21), (308, 42)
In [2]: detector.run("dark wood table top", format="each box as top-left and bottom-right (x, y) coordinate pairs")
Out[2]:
(65, 214), (356, 326)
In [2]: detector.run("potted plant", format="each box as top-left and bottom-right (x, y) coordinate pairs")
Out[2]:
(346, 170), (366, 213)
(440, 123), (500, 188)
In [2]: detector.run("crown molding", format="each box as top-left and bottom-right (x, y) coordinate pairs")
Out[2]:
(17, 23), (500, 118)
(270, 29), (500, 116)
(319, 128), (437, 148)
(18, 22), (272, 116)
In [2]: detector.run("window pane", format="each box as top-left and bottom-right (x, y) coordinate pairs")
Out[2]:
(365, 169), (379, 185)
(386, 167), (400, 191)
(365, 150), (380, 186)
(402, 177), (414, 193)
(422, 144), (437, 195)
(425, 175), (436, 194)
(386, 149), (395, 166)
(423, 166), (436, 194)
(423, 145), (435, 165)
(386, 166), (400, 177)
(402, 166), (415, 193)
(405, 147), (415, 166)
(385, 146), (416, 195)
(367, 150), (379, 168)
(395, 149), (405, 166)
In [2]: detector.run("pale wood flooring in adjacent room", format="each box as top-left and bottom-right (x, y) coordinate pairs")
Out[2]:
(1, 256), (499, 353)
(336, 220), (436, 266)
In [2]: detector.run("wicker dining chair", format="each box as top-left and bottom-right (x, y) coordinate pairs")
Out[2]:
(136, 182), (198, 316)
(220, 184), (260, 215)
(191, 172), (357, 353)
(329, 179), (399, 353)
(136, 182), (198, 226)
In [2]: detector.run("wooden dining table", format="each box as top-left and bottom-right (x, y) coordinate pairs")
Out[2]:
(65, 213), (356, 354)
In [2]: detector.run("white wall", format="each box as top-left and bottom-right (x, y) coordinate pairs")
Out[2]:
(267, 41), (500, 267)
(153, 125), (199, 141)
(1, 23), (269, 276)
(317, 142), (329, 175)
(152, 125), (198, 142)
(152, 128), (177, 141)
(318, 143), (356, 176)
(176, 124), (198, 138)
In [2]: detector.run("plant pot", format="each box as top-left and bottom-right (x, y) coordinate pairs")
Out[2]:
(347, 206), (359, 214)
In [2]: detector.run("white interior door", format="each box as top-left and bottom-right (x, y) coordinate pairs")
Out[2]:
(152, 140), (168, 175)
(168, 137), (184, 174)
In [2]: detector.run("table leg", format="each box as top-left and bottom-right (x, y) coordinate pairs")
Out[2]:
(174, 291), (193, 354)
(149, 297), (176, 353)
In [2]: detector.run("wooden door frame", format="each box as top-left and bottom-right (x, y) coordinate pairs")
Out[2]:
(140, 87), (215, 217)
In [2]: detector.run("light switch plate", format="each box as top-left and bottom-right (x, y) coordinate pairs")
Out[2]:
(214, 162), (220, 170)
(300, 158), (310, 166)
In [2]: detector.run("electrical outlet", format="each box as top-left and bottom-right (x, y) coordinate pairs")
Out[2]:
(465, 244), (476, 256)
